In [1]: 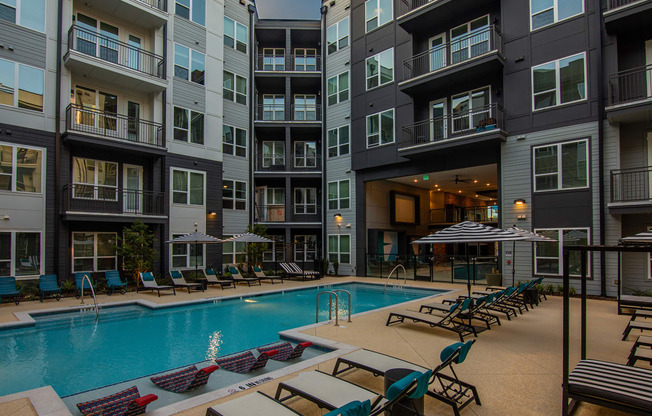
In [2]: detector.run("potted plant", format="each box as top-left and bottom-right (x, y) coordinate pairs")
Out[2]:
(485, 267), (502, 286)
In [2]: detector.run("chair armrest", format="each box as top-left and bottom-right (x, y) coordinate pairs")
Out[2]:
(299, 342), (313, 348)
(263, 349), (279, 357)
(202, 365), (219, 374)
(134, 394), (158, 407)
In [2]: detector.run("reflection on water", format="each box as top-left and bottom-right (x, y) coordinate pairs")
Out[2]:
(206, 331), (223, 361)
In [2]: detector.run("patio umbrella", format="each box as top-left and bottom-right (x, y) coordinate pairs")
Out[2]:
(166, 230), (223, 277)
(412, 221), (526, 297)
(620, 231), (652, 244)
(506, 226), (556, 286)
(223, 233), (274, 270)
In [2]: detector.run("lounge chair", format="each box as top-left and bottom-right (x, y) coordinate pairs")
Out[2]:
(215, 349), (278, 373)
(203, 268), (236, 289)
(137, 272), (176, 297)
(38, 274), (61, 302)
(459, 294), (501, 330)
(76, 385), (158, 416)
(289, 262), (320, 279)
(169, 270), (204, 293)
(105, 270), (128, 295)
(74, 272), (97, 298)
(150, 364), (219, 393)
(227, 266), (261, 287)
(206, 391), (302, 416)
(257, 341), (313, 361)
(252, 265), (283, 284)
(627, 335), (652, 366)
(0, 277), (21, 305)
(622, 319), (652, 340)
(279, 262), (303, 279)
(387, 299), (477, 341)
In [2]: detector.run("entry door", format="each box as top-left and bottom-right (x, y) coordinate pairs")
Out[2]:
(127, 35), (141, 71)
(429, 99), (447, 142)
(127, 101), (140, 142)
(429, 33), (446, 72)
(123, 165), (143, 213)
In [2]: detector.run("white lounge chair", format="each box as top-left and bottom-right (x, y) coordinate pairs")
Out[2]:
(137, 272), (176, 297)
(206, 392), (302, 416)
(202, 268), (235, 290)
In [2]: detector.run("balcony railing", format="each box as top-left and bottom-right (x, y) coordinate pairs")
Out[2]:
(255, 54), (321, 71)
(611, 166), (652, 203)
(255, 204), (286, 222)
(62, 184), (165, 216)
(398, 0), (436, 17)
(137, 0), (168, 12)
(400, 103), (503, 149)
(608, 0), (645, 9)
(254, 104), (322, 121)
(67, 25), (165, 79)
(608, 64), (652, 106)
(403, 26), (502, 82)
(255, 154), (322, 171)
(254, 203), (321, 222)
(431, 205), (498, 224)
(66, 104), (165, 148)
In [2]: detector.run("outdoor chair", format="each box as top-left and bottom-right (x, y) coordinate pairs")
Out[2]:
(227, 266), (261, 287)
(252, 265), (283, 284)
(76, 385), (158, 416)
(289, 262), (320, 280)
(137, 272), (176, 297)
(206, 391), (303, 416)
(278, 262), (303, 279)
(150, 364), (219, 393)
(627, 335), (652, 366)
(460, 294), (501, 330)
(202, 268), (236, 289)
(105, 270), (128, 295)
(169, 270), (204, 293)
(215, 349), (278, 373)
(386, 300), (477, 342)
(74, 272), (97, 298)
(481, 287), (519, 320)
(0, 276), (21, 305)
(622, 319), (652, 340)
(38, 274), (61, 302)
(257, 341), (313, 361)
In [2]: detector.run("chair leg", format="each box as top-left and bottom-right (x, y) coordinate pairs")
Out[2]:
(622, 324), (633, 341)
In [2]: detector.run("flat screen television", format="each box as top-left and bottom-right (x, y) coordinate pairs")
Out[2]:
(390, 191), (419, 225)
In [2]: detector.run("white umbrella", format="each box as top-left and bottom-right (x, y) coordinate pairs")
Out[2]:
(166, 230), (223, 276)
(223, 232), (273, 270)
(506, 227), (556, 286)
(620, 231), (652, 244)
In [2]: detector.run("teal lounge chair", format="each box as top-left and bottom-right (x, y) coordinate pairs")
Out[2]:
(74, 273), (97, 298)
(105, 270), (127, 295)
(39, 274), (61, 302)
(0, 277), (21, 305)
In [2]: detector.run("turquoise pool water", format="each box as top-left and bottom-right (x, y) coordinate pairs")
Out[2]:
(0, 283), (443, 397)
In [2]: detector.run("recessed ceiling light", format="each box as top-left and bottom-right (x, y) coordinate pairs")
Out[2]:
(486, 183), (490, 186)
(475, 194), (479, 197)
(458, 190), (462, 193)
(473, 180), (478, 183)
(434, 184), (438, 187)
(413, 179), (418, 183)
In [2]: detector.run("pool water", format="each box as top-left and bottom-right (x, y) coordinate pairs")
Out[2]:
(0, 283), (443, 397)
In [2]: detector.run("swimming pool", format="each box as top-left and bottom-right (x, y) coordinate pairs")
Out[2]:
(0, 282), (444, 397)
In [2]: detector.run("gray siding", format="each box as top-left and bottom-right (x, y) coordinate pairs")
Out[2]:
(0, 20), (47, 68)
(172, 15), (207, 53)
(223, 100), (249, 129)
(172, 79), (206, 110)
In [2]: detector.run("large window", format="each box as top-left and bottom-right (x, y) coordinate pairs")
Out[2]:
(328, 125), (350, 157)
(223, 179), (246, 210)
(365, 0), (392, 32)
(223, 125), (246, 157)
(222, 235), (246, 265)
(173, 107), (204, 144)
(451, 86), (491, 133)
(0, 231), (40, 277)
(294, 49), (317, 71)
(327, 17), (349, 55)
(174, 44), (205, 85)
(263, 235), (285, 262)
(262, 94), (284, 120)
(328, 179), (350, 210)
(72, 157), (117, 200)
(534, 228), (589, 277)
(0, 144), (43, 193)
(534, 139), (588, 192)
(450, 16), (490, 65)
(294, 95), (317, 121)
(0, 58), (44, 112)
(172, 168), (204, 205)
(72, 232), (116, 272)
(223, 71), (247, 105)
(171, 233), (203, 269)
(294, 141), (317, 168)
(0, 0), (45, 32)
(175, 0), (205, 26)
(327, 72), (349, 106)
(530, 0), (583, 30)
(224, 17), (247, 53)
(295, 188), (317, 214)
(262, 48), (285, 71)
(294, 235), (316, 262)
(532, 52), (586, 110)
(367, 109), (394, 148)
(366, 48), (394, 90)
(329, 234), (351, 264)
(262, 141), (285, 167)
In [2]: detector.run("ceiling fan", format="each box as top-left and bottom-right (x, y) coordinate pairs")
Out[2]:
(452, 175), (473, 184)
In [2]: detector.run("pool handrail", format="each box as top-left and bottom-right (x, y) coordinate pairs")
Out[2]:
(79, 274), (99, 318)
(384, 264), (408, 291)
(317, 291), (339, 326)
(331, 289), (352, 323)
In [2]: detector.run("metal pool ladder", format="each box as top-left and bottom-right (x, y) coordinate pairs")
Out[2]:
(79, 274), (99, 318)
(316, 290), (351, 326)
(384, 264), (407, 291)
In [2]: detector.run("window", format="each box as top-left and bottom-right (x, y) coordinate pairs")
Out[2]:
(175, 0), (205, 26)
(327, 17), (349, 54)
(172, 168), (204, 205)
(531, 0), (583, 30)
(295, 188), (317, 214)
(293, 95), (317, 121)
(450, 16), (490, 65)
(222, 236), (246, 265)
(534, 228), (589, 276)
(0, 58), (44, 112)
(294, 49), (317, 71)
(366, 49), (394, 90)
(263, 235), (285, 262)
(329, 234), (351, 264)
(0, 0), (45, 32)
(262, 141), (285, 167)
(223, 179), (246, 210)
(328, 179), (350, 210)
(223, 125), (246, 157)
(262, 48), (285, 71)
(262, 94), (284, 120)
(294, 141), (317, 168)
(173, 107), (204, 144)
(451, 86), (491, 133)
(223, 71), (247, 105)
(534, 139), (588, 192)
(174, 44), (205, 85)
(224, 17), (247, 53)
(328, 125), (350, 157)
(72, 232), (116, 272)
(0, 144), (43, 193)
(256, 187), (285, 221)
(72, 157), (117, 200)
(365, 0), (392, 32)
(294, 235), (316, 262)
(532, 53), (586, 110)
(327, 72), (349, 106)
(171, 233), (203, 268)
(0, 231), (41, 277)
(367, 109), (394, 148)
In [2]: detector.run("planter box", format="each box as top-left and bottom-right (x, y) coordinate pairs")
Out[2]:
(486, 273), (502, 286)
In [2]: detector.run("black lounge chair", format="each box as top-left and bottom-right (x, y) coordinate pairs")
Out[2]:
(252, 265), (283, 284)
(169, 270), (204, 293)
(38, 274), (61, 302)
(203, 268), (236, 289)
(627, 335), (652, 366)
(227, 266), (261, 286)
(622, 319), (652, 340)
(386, 300), (477, 342)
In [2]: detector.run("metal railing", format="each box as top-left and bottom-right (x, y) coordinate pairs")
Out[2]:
(139, 0), (168, 12)
(430, 205), (499, 224)
(254, 104), (322, 121)
(398, 0), (438, 17)
(254, 154), (322, 171)
(256, 54), (321, 71)
(78, 274), (99, 318)
(403, 26), (502, 82)
(608, 64), (652, 106)
(62, 184), (165, 216)
(400, 103), (503, 149)
(611, 166), (652, 203)
(66, 104), (165, 148)
(254, 203), (322, 222)
(67, 25), (165, 79)
(608, 0), (645, 9)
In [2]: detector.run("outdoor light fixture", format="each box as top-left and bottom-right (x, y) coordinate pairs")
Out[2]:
(208, 211), (217, 216)
(334, 213), (342, 219)
(514, 199), (526, 205)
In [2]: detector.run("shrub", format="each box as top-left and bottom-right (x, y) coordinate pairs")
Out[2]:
(569, 287), (577, 296)
(115, 220), (157, 287)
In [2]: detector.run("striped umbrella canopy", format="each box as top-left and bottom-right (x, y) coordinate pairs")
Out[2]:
(412, 221), (527, 244)
(166, 230), (224, 277)
(223, 232), (273, 243)
(506, 227), (556, 286)
(620, 231), (652, 244)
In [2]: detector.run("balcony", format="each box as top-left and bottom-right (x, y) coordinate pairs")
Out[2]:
(397, 0), (497, 33)
(65, 104), (166, 154)
(255, 54), (322, 73)
(64, 25), (167, 93)
(609, 166), (652, 214)
(254, 104), (322, 124)
(606, 65), (652, 123)
(399, 103), (506, 157)
(81, 0), (168, 29)
(400, 26), (503, 96)
(255, 204), (322, 224)
(62, 184), (166, 222)
(254, 154), (323, 174)
(430, 205), (498, 225)
(604, 0), (652, 33)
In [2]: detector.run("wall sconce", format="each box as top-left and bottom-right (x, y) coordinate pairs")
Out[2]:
(208, 211), (217, 216)
(514, 199), (526, 205)
(334, 213), (342, 219)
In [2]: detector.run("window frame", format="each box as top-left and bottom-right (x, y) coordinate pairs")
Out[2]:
(0, 58), (44, 112)
(0, 0), (46, 32)
(262, 141), (285, 168)
(327, 17), (350, 55)
(531, 52), (587, 111)
(222, 124), (247, 157)
(223, 16), (247, 53)
(223, 70), (247, 105)
(174, 44), (205, 85)
(328, 234), (351, 264)
(529, 0), (584, 31)
(328, 179), (350, 210)
(173, 106), (204, 145)
(0, 231), (42, 278)
(263, 234), (285, 262)
(366, 48), (394, 90)
(293, 141), (317, 168)
(0, 143), (44, 193)
(532, 138), (589, 192)
(72, 231), (117, 273)
(175, 0), (205, 26)
(294, 48), (317, 71)
(294, 234), (317, 262)
(365, 0), (393, 33)
(171, 167), (205, 206)
(223, 179), (247, 210)
(222, 235), (246, 265)
(327, 71), (349, 106)
(328, 125), (350, 158)
(262, 48), (285, 71)
(72, 157), (118, 201)
(294, 187), (317, 214)
(170, 232), (204, 269)
(533, 227), (590, 277)
(366, 108), (395, 148)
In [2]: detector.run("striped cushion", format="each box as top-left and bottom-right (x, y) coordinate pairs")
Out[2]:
(149, 365), (217, 393)
(258, 342), (312, 361)
(568, 359), (652, 411)
(216, 351), (275, 373)
(77, 386), (139, 416)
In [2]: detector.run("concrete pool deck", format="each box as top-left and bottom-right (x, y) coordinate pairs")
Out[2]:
(0, 276), (638, 415)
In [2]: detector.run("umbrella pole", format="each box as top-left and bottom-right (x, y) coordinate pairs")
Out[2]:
(512, 240), (516, 286)
(466, 243), (471, 298)
(195, 241), (198, 277)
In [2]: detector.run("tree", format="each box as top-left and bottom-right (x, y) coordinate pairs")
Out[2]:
(115, 220), (157, 287)
(245, 223), (269, 271)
